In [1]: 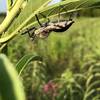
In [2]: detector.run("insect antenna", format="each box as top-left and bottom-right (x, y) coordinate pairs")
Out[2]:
(21, 26), (35, 35)
(69, 0), (89, 19)
(58, 5), (61, 22)
(54, 0), (90, 22)
(59, 0), (89, 20)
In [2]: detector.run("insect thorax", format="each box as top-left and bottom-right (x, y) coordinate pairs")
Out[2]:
(34, 27), (51, 38)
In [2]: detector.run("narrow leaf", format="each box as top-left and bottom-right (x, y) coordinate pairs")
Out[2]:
(0, 0), (100, 43)
(16, 54), (42, 76)
(0, 54), (26, 100)
(18, 0), (100, 34)
(7, 0), (13, 10)
(7, 0), (51, 34)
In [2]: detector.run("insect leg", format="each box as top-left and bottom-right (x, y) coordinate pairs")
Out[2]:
(22, 26), (35, 34)
(57, 5), (75, 21)
(30, 34), (36, 41)
(28, 27), (37, 37)
(35, 14), (43, 27)
(20, 27), (36, 41)
(58, 5), (61, 22)
(38, 12), (50, 23)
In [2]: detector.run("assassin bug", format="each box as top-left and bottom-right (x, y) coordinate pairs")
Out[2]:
(21, 0), (89, 40)
(21, 12), (74, 40)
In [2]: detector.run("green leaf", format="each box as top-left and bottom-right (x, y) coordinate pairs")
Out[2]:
(0, 0), (100, 43)
(7, 0), (13, 10)
(16, 54), (43, 76)
(7, 0), (17, 11)
(0, 0), (51, 44)
(86, 80), (100, 93)
(0, 0), (25, 34)
(46, 0), (100, 17)
(22, 0), (100, 31)
(0, 54), (26, 100)
(7, 0), (51, 34)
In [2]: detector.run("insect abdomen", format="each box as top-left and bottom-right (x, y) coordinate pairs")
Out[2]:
(52, 20), (74, 32)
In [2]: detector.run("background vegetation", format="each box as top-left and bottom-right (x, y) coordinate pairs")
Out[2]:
(0, 0), (100, 100)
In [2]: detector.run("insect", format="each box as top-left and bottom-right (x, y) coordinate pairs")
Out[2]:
(49, 19), (74, 32)
(21, 0), (89, 40)
(21, 6), (75, 40)
(21, 13), (74, 40)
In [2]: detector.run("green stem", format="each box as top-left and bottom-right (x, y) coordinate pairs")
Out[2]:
(0, 0), (24, 34)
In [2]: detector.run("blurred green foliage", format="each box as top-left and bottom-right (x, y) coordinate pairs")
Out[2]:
(0, 0), (100, 99)
(6, 16), (100, 100)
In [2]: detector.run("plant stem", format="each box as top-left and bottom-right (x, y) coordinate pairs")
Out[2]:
(0, 0), (24, 34)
